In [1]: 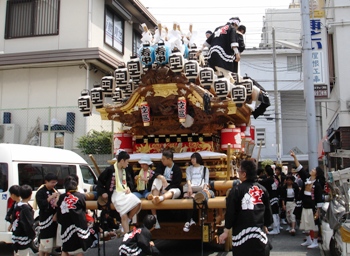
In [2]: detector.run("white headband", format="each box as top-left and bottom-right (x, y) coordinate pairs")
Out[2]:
(228, 19), (240, 26)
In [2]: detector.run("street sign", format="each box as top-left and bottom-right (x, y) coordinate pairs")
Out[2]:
(314, 84), (329, 98)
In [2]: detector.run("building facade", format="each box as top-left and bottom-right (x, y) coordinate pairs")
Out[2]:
(245, 2), (310, 163)
(0, 0), (156, 151)
(259, 5), (302, 48)
(253, 0), (350, 169)
(240, 47), (314, 163)
(323, 0), (350, 168)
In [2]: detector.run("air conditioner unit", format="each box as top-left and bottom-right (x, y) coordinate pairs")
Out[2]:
(0, 124), (20, 144)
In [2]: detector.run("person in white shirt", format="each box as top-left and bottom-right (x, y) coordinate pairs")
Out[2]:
(147, 150), (182, 229)
(183, 152), (213, 232)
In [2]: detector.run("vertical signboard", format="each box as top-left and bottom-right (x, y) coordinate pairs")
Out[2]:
(310, 0), (330, 99)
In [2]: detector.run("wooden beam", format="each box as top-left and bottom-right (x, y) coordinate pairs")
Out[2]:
(89, 154), (101, 175)
(86, 197), (226, 210)
(226, 144), (231, 180)
(257, 140), (263, 162)
(212, 180), (233, 191)
(140, 197), (226, 210)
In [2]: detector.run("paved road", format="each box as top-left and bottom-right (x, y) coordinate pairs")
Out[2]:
(0, 225), (323, 255)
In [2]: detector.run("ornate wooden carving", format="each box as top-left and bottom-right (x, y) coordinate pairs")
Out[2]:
(104, 68), (251, 136)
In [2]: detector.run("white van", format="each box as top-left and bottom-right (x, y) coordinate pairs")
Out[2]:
(0, 143), (98, 246)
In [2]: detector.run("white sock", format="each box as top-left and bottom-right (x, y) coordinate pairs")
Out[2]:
(159, 196), (164, 202)
(154, 215), (158, 220)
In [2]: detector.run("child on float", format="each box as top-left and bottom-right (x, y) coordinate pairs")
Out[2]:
(183, 152), (214, 232)
(133, 155), (155, 200)
(146, 150), (182, 229)
(111, 151), (141, 234)
(133, 155), (160, 229)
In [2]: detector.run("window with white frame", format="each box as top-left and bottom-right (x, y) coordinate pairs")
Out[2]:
(5, 0), (60, 39)
(287, 56), (302, 72)
(105, 8), (124, 53)
(256, 128), (266, 147)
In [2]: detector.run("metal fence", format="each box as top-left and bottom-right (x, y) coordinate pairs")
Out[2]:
(0, 106), (116, 168)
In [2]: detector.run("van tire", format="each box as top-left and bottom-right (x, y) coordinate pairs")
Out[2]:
(30, 220), (40, 253)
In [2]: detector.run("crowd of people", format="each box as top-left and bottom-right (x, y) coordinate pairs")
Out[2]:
(96, 150), (214, 234)
(6, 173), (97, 256)
(217, 151), (327, 255)
(5, 147), (328, 256)
(4, 149), (213, 256)
(94, 147), (328, 255)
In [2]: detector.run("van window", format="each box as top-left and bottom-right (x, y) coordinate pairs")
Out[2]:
(80, 165), (97, 185)
(0, 163), (8, 192)
(18, 163), (76, 190)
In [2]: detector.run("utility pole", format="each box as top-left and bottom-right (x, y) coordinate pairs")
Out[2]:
(301, 0), (319, 168)
(272, 28), (281, 165)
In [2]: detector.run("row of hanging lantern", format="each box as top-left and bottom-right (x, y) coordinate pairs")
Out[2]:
(139, 40), (253, 105)
(79, 69), (252, 119)
(79, 68), (253, 118)
(78, 54), (145, 116)
(78, 40), (253, 117)
(78, 75), (117, 116)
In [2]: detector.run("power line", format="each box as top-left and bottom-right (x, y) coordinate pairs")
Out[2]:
(146, 19), (302, 24)
(145, 5), (296, 9)
(147, 11), (301, 15)
(242, 62), (303, 72)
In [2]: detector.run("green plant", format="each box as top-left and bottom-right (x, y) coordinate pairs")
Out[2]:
(77, 130), (113, 154)
(261, 159), (274, 170)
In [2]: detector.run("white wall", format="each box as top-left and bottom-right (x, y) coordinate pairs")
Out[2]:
(90, 0), (105, 48)
(59, 0), (89, 49)
(0, 66), (114, 148)
(0, 67), (85, 108)
(261, 8), (302, 47)
(281, 91), (308, 155)
(332, 2), (350, 127)
(240, 49), (307, 161)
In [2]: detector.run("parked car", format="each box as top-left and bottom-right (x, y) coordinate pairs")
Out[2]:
(0, 143), (98, 252)
(321, 167), (350, 256)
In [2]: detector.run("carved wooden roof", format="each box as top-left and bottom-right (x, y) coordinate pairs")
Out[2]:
(99, 66), (251, 135)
